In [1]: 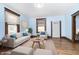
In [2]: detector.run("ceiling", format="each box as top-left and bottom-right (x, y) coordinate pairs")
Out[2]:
(5, 3), (77, 17)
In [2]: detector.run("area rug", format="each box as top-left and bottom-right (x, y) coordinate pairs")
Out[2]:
(21, 38), (58, 55)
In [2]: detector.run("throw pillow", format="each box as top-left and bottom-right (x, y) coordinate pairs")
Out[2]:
(23, 33), (28, 36)
(41, 32), (45, 35)
(10, 34), (17, 39)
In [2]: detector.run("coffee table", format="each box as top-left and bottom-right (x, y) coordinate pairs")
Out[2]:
(32, 38), (45, 49)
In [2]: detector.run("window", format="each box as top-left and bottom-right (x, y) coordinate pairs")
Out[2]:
(8, 25), (17, 35)
(36, 18), (46, 33)
(38, 26), (45, 32)
(5, 8), (20, 35)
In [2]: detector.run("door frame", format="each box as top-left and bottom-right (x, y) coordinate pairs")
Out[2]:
(72, 11), (79, 42)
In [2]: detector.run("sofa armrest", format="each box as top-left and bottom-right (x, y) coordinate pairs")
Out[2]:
(6, 38), (15, 47)
(8, 38), (15, 44)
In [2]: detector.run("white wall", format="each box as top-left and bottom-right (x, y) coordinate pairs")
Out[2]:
(20, 15), (29, 32)
(0, 4), (5, 40)
(29, 18), (36, 35)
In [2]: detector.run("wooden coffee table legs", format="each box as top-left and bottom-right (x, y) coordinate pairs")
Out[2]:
(32, 41), (41, 48)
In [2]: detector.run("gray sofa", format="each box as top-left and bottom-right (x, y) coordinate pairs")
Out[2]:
(3, 33), (30, 48)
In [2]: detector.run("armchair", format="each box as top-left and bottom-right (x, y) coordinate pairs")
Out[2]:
(39, 32), (47, 40)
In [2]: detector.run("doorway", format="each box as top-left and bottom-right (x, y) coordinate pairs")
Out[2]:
(72, 11), (79, 42)
(51, 21), (61, 38)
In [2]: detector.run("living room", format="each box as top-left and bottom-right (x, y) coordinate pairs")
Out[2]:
(0, 3), (79, 55)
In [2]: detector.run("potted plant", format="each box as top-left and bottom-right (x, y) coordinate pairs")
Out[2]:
(28, 28), (32, 36)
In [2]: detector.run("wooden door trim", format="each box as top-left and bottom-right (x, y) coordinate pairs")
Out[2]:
(72, 16), (76, 42)
(5, 22), (8, 34)
(72, 10), (79, 43)
(60, 21), (61, 38)
(51, 21), (52, 38)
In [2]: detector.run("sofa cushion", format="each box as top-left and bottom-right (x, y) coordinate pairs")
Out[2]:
(16, 37), (27, 42)
(14, 36), (30, 47)
(40, 32), (45, 35)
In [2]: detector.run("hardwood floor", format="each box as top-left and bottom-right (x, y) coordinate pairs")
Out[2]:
(0, 38), (79, 55)
(52, 38), (79, 55)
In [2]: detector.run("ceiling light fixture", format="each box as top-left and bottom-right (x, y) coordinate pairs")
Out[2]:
(34, 3), (44, 8)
